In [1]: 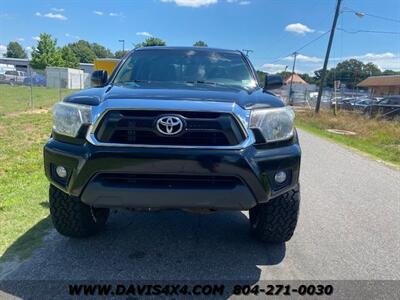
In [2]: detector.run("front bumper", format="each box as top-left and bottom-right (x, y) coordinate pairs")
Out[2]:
(44, 139), (301, 210)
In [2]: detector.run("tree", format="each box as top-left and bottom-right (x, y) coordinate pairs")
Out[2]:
(257, 71), (266, 86)
(299, 73), (315, 84)
(30, 33), (64, 69)
(6, 41), (27, 58)
(114, 50), (128, 59)
(193, 41), (208, 47)
(90, 43), (114, 58)
(382, 70), (400, 75)
(313, 59), (382, 88)
(275, 71), (292, 80)
(363, 63), (381, 77)
(60, 46), (79, 68)
(135, 37), (166, 48)
(68, 40), (96, 63)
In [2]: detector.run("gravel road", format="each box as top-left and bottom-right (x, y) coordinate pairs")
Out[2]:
(1, 129), (399, 298)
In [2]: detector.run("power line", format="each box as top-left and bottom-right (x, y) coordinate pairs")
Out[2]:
(267, 30), (331, 64)
(342, 7), (400, 24)
(337, 28), (400, 35)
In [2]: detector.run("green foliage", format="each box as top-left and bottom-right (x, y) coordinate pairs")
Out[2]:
(60, 46), (79, 68)
(296, 110), (400, 166)
(90, 43), (114, 58)
(136, 37), (166, 48)
(315, 59), (382, 88)
(68, 40), (115, 62)
(382, 70), (400, 75)
(114, 50), (128, 59)
(30, 33), (64, 70)
(68, 40), (96, 63)
(257, 71), (266, 86)
(193, 41), (208, 47)
(6, 41), (27, 59)
(275, 71), (291, 80)
(259, 59), (394, 89)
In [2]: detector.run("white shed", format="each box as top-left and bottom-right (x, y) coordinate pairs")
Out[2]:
(46, 67), (86, 89)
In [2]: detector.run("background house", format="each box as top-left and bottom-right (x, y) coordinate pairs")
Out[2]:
(283, 74), (308, 85)
(357, 75), (400, 97)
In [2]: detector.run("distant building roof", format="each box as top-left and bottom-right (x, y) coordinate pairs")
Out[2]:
(358, 75), (400, 87)
(284, 74), (308, 85)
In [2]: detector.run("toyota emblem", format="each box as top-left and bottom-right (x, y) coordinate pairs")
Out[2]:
(156, 116), (184, 136)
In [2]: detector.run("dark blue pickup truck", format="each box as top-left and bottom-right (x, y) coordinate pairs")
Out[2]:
(44, 47), (301, 243)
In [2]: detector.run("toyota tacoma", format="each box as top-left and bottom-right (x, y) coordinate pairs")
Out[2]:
(44, 47), (301, 243)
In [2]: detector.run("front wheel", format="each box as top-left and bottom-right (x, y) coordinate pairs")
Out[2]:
(249, 186), (300, 243)
(49, 185), (109, 238)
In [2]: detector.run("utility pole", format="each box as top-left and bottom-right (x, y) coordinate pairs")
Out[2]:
(242, 49), (253, 57)
(315, 0), (342, 113)
(288, 52), (298, 106)
(119, 39), (125, 52)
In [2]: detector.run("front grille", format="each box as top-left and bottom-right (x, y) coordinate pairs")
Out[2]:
(94, 110), (246, 146)
(96, 174), (242, 189)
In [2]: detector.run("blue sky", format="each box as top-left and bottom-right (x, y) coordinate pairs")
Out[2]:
(0, 0), (399, 73)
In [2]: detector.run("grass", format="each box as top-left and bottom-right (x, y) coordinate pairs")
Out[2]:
(296, 109), (400, 166)
(0, 112), (52, 262)
(0, 84), (76, 114)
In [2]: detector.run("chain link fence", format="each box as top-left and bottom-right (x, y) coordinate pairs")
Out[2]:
(275, 84), (371, 111)
(0, 66), (91, 114)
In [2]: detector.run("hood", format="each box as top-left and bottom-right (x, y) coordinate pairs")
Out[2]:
(64, 83), (284, 109)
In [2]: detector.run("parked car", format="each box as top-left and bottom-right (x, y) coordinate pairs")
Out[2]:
(0, 70), (27, 85)
(352, 98), (377, 112)
(364, 96), (400, 119)
(331, 97), (358, 110)
(23, 73), (46, 86)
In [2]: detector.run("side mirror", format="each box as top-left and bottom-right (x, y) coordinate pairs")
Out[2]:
(264, 75), (283, 91)
(91, 70), (108, 87)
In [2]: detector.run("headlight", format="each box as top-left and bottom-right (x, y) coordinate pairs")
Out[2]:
(249, 107), (295, 143)
(53, 102), (92, 137)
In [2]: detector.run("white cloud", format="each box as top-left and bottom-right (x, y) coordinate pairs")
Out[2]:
(17, 37), (25, 42)
(32, 36), (40, 41)
(160, 0), (218, 7)
(51, 8), (65, 12)
(136, 31), (153, 37)
(285, 23), (314, 35)
(260, 63), (288, 73)
(109, 12), (122, 17)
(65, 33), (80, 40)
(93, 10), (104, 16)
(35, 12), (67, 20)
(227, 0), (251, 4)
(284, 54), (322, 63)
(332, 52), (400, 71)
(0, 44), (6, 57)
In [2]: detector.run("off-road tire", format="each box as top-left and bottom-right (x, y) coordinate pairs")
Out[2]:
(249, 186), (300, 243)
(49, 185), (109, 238)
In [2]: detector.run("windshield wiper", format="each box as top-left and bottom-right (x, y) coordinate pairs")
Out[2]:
(184, 80), (220, 86)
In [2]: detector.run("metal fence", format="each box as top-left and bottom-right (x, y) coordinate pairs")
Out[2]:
(275, 84), (370, 109)
(0, 67), (90, 114)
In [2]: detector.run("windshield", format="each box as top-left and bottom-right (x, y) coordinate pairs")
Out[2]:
(113, 49), (257, 89)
